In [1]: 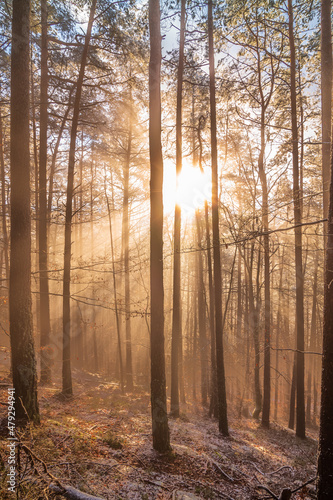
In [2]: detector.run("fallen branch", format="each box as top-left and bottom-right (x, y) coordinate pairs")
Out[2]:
(49, 483), (106, 500)
(256, 485), (292, 500)
(291, 477), (316, 494)
(202, 452), (234, 482)
(256, 485), (279, 500)
(212, 460), (234, 482)
(250, 462), (293, 477)
(267, 466), (293, 476)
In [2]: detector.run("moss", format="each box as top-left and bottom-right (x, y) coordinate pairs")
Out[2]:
(102, 431), (123, 450)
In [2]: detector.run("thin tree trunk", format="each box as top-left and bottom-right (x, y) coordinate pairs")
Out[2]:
(90, 154), (98, 373)
(288, 353), (296, 430)
(192, 294), (197, 402)
(0, 106), (9, 283)
(195, 210), (208, 406)
(105, 174), (124, 392)
(259, 115), (271, 429)
(10, 0), (40, 423)
(288, 0), (305, 439)
(149, 0), (170, 452)
(170, 0), (186, 417)
(123, 85), (133, 391)
(62, 0), (97, 396)
(39, 0), (51, 384)
(236, 247), (242, 340)
(47, 89), (73, 220)
(274, 250), (284, 421)
(208, 0), (228, 436)
(206, 201), (217, 418)
(307, 253), (318, 426)
(247, 242), (262, 419)
(321, 0), (332, 233)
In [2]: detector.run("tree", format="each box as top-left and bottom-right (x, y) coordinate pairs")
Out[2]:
(288, 0), (305, 439)
(62, 0), (97, 396)
(0, 104), (9, 284)
(170, 0), (186, 418)
(123, 82), (134, 391)
(208, 0), (228, 436)
(321, 0), (332, 229)
(317, 0), (333, 496)
(39, 0), (52, 384)
(149, 0), (170, 452)
(195, 210), (208, 406)
(10, 0), (39, 423)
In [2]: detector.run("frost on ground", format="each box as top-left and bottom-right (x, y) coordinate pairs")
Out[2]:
(0, 372), (317, 499)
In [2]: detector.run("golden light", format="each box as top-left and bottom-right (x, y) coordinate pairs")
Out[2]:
(163, 160), (212, 217)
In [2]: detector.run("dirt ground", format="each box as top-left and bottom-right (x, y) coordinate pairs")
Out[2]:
(0, 370), (318, 499)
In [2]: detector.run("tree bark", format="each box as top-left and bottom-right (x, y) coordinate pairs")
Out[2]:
(247, 242), (262, 419)
(47, 89), (73, 220)
(208, 0), (228, 436)
(288, 0), (305, 439)
(39, 0), (52, 384)
(123, 85), (133, 391)
(317, 2), (333, 496)
(10, 0), (40, 423)
(321, 0), (332, 232)
(259, 120), (270, 429)
(288, 353), (296, 430)
(0, 106), (9, 284)
(206, 201), (217, 418)
(195, 210), (208, 406)
(170, 0), (186, 418)
(105, 174), (124, 392)
(149, 0), (170, 452)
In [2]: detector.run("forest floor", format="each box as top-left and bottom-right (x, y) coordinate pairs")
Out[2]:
(0, 369), (318, 500)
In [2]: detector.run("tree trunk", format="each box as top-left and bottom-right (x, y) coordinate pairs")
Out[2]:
(321, 0), (332, 231)
(288, 0), (305, 439)
(247, 242), (262, 419)
(62, 0), (97, 396)
(170, 0), (186, 417)
(206, 201), (218, 418)
(196, 210), (208, 406)
(31, 54), (40, 340)
(0, 106), (9, 284)
(39, 0), (52, 384)
(106, 174), (124, 391)
(123, 85), (133, 391)
(90, 155), (98, 374)
(274, 250), (284, 421)
(10, 0), (40, 423)
(317, 2), (333, 496)
(47, 89), (73, 220)
(208, 0), (228, 437)
(149, 0), (170, 452)
(288, 354), (296, 430)
(307, 253), (318, 426)
(259, 116), (271, 429)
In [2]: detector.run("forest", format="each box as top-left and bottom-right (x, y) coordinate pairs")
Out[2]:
(0, 0), (333, 498)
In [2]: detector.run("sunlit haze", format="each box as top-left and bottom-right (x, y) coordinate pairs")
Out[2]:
(163, 160), (212, 217)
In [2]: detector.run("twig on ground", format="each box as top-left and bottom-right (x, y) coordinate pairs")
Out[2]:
(291, 477), (316, 494)
(212, 460), (234, 482)
(49, 483), (106, 500)
(267, 465), (293, 475)
(256, 485), (279, 500)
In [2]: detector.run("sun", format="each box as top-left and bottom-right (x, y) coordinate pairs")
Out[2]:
(163, 160), (212, 217)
